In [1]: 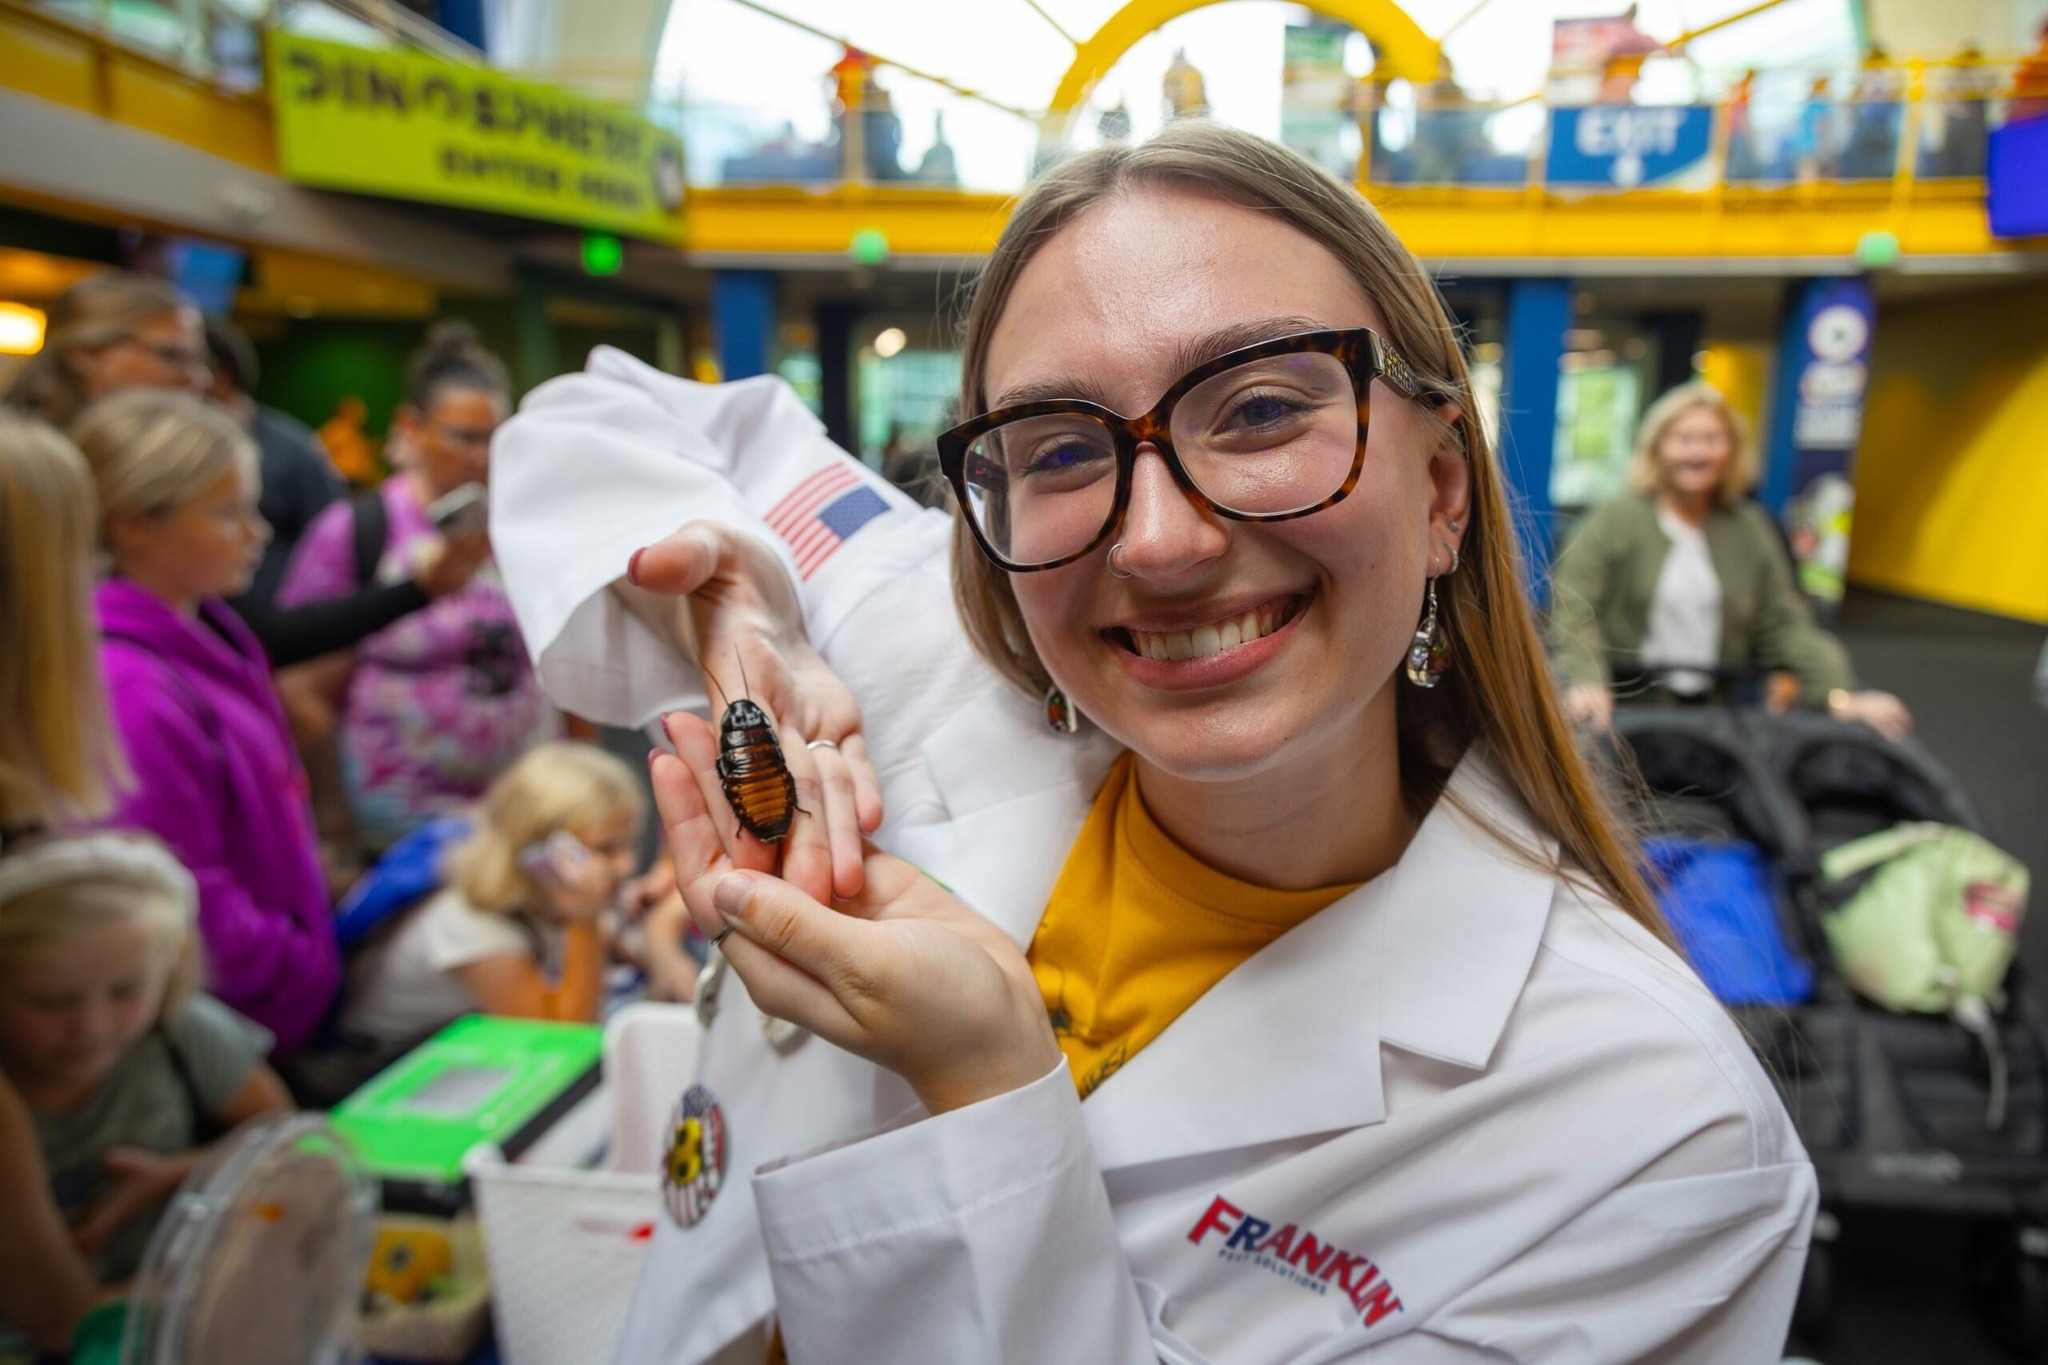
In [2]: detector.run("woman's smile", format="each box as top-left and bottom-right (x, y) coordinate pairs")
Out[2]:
(1107, 589), (1307, 662)
(1105, 588), (1312, 693)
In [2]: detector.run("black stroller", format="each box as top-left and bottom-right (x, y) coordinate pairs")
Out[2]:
(1755, 711), (2048, 1355)
(1605, 706), (2048, 1355)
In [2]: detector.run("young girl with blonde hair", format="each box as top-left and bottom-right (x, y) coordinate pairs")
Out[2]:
(0, 413), (124, 1359)
(75, 389), (338, 1055)
(0, 414), (122, 841)
(336, 741), (644, 1050)
(0, 833), (290, 1358)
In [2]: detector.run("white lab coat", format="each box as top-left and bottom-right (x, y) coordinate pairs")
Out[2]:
(492, 349), (1817, 1365)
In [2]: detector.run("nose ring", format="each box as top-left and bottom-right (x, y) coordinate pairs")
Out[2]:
(1107, 542), (1134, 579)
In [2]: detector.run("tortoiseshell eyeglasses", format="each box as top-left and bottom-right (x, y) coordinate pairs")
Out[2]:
(936, 327), (1429, 573)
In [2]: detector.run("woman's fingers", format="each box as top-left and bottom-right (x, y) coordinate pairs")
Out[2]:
(631, 519), (884, 886)
(804, 739), (866, 900)
(684, 870), (872, 1042)
(841, 733), (884, 835)
(626, 522), (728, 598)
(770, 730), (836, 909)
(647, 719), (729, 942)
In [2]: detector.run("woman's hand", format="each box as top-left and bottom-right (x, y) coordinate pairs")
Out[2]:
(654, 711), (1057, 1114)
(414, 527), (490, 599)
(629, 521), (883, 904)
(1563, 682), (1615, 730)
(1829, 687), (1914, 741)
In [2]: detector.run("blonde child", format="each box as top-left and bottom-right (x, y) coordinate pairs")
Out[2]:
(337, 742), (644, 1049)
(0, 412), (122, 1359)
(76, 389), (341, 1055)
(0, 833), (291, 1358)
(0, 413), (122, 843)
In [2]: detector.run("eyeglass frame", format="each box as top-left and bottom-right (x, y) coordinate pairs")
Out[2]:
(936, 326), (1435, 574)
(110, 335), (212, 378)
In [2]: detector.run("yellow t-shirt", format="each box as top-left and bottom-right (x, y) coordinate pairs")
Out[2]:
(1028, 755), (1360, 1100)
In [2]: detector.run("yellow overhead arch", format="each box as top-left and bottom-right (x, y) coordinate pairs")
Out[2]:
(1049, 0), (1441, 118)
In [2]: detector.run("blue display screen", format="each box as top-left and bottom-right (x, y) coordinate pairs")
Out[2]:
(1988, 118), (2048, 240)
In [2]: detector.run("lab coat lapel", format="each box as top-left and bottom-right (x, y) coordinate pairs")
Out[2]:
(884, 681), (1121, 947)
(1080, 755), (1558, 1173)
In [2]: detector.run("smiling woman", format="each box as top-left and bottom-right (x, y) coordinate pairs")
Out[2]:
(490, 122), (1815, 1364)
(1550, 378), (1914, 738)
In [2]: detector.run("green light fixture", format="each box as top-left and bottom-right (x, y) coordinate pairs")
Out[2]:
(582, 232), (625, 276)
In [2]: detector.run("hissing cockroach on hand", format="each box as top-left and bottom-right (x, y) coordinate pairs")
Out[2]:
(712, 657), (803, 844)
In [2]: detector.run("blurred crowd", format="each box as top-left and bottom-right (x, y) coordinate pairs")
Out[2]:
(0, 270), (705, 1360)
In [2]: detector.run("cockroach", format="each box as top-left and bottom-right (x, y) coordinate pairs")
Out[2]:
(712, 655), (802, 844)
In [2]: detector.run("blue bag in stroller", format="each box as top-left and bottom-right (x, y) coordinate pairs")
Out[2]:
(1644, 834), (1815, 1007)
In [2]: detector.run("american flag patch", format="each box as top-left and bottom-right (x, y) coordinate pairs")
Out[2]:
(765, 465), (890, 580)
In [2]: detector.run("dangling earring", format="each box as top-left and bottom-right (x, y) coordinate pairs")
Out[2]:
(1405, 576), (1448, 689)
(1044, 683), (1080, 734)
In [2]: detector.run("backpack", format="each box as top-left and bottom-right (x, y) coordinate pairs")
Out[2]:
(1820, 821), (2030, 1125)
(332, 816), (470, 951)
(350, 487), (389, 589)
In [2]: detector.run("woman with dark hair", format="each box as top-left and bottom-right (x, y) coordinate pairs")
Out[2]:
(278, 322), (556, 858)
(494, 124), (1812, 1362)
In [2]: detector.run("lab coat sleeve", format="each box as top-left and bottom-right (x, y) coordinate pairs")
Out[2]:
(489, 346), (924, 729)
(1365, 1158), (1816, 1364)
(752, 1062), (1155, 1365)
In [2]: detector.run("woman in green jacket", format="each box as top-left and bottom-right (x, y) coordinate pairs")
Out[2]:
(1549, 381), (1911, 738)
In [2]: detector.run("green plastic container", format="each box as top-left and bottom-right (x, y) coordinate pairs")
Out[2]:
(68, 1301), (126, 1365)
(329, 1015), (603, 1214)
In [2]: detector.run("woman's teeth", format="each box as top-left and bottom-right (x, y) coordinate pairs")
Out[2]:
(1129, 602), (1289, 661)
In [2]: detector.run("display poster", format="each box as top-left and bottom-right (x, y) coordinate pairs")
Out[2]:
(1547, 13), (1660, 105)
(1281, 20), (1356, 182)
(1779, 277), (1877, 605)
(1546, 105), (1716, 188)
(267, 32), (686, 243)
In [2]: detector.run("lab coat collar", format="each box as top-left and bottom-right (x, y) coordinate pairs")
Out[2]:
(888, 680), (1122, 948)
(1079, 751), (1561, 1172)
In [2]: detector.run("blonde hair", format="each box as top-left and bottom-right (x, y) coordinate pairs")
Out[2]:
(0, 833), (200, 1016)
(70, 390), (257, 548)
(445, 743), (644, 914)
(950, 123), (1664, 940)
(1, 272), (194, 429)
(1626, 381), (1756, 506)
(0, 414), (125, 828)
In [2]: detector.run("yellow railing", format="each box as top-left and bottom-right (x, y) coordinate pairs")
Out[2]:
(3, 0), (2033, 265)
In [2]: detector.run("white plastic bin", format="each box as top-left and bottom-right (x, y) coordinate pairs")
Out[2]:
(464, 1004), (703, 1365)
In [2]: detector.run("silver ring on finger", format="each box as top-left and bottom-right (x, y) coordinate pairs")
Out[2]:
(806, 738), (839, 752)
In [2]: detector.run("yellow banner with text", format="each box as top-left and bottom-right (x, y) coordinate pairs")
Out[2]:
(267, 33), (685, 244)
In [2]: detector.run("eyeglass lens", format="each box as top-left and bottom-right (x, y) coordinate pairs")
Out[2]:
(958, 350), (1361, 567)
